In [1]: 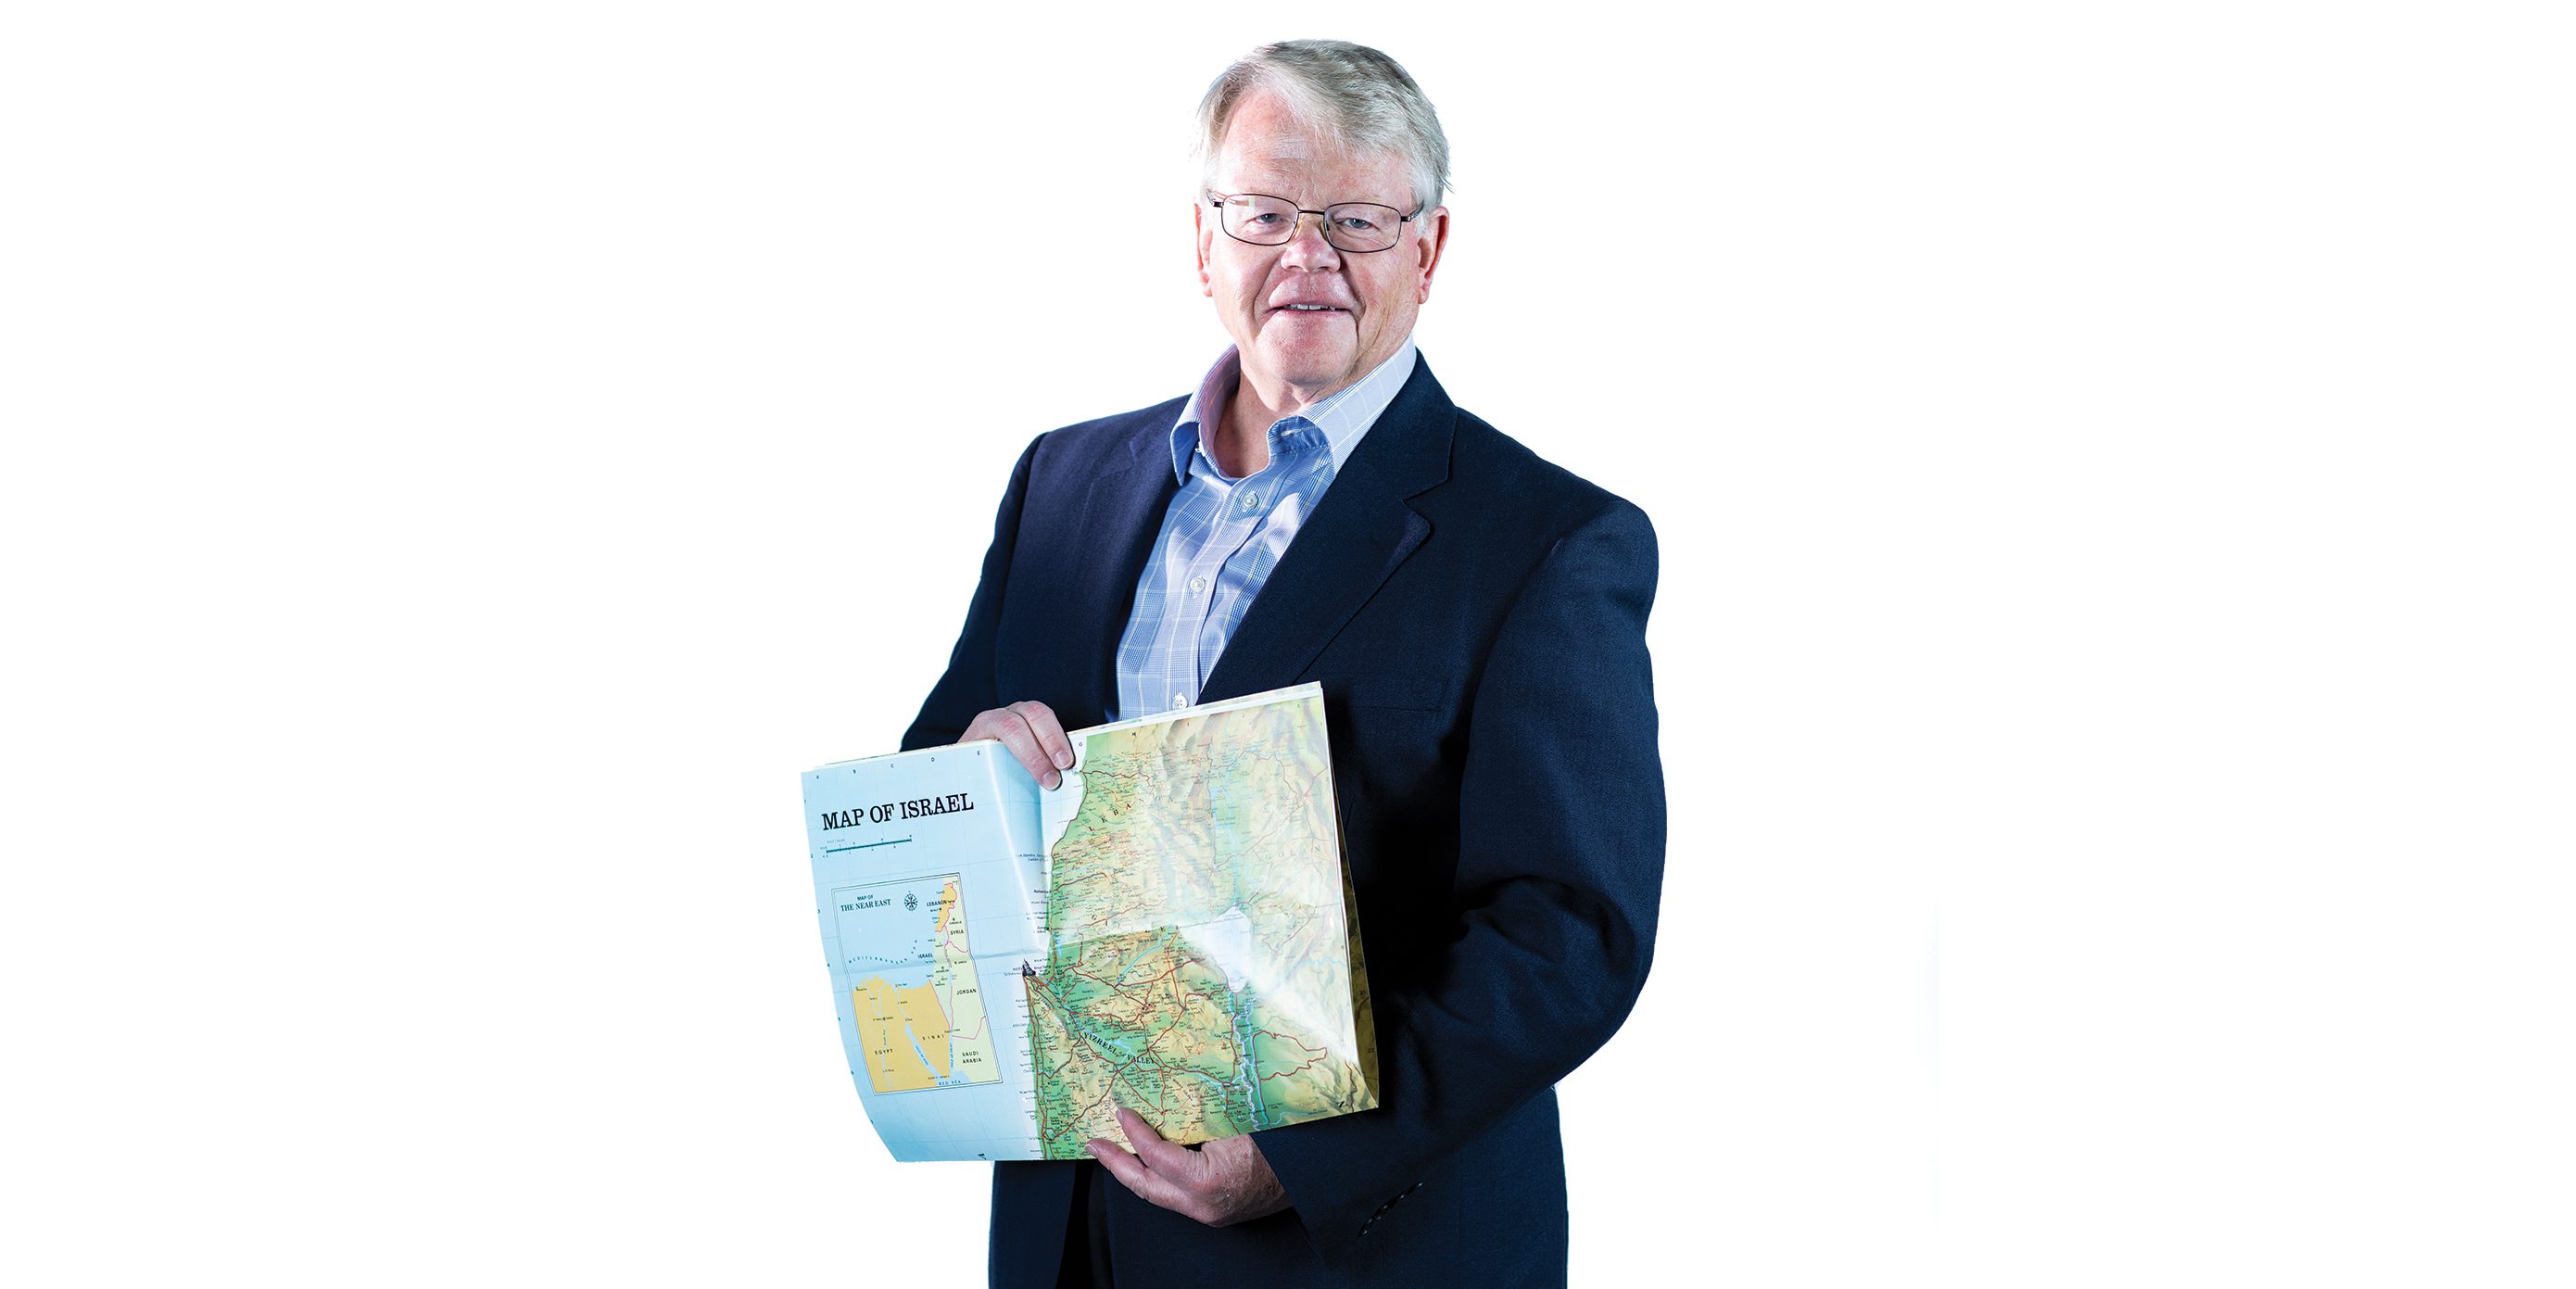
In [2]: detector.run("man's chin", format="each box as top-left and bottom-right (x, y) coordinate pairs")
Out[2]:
(1249, 341), (1358, 397)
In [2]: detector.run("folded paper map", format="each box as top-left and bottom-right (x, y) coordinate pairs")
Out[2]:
(801, 683), (1379, 1161)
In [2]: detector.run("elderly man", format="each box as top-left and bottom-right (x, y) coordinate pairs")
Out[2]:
(902, 40), (1664, 1289)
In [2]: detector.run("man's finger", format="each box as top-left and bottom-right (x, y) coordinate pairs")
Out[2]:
(962, 707), (1060, 788)
(1115, 1107), (1203, 1176)
(1087, 1137), (1200, 1216)
(997, 709), (1062, 789)
(1006, 701), (1077, 772)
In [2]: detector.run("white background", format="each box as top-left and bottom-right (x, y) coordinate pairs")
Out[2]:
(5, 4), (2568, 1285)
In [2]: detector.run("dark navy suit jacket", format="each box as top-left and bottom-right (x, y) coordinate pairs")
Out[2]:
(903, 358), (1665, 1288)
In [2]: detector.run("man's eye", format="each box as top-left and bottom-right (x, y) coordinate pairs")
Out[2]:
(1335, 216), (1383, 234)
(1247, 212), (1283, 224)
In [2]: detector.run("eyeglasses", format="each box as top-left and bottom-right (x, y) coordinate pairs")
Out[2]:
(1209, 192), (1421, 254)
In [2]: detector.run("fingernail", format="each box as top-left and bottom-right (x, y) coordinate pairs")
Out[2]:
(1054, 750), (1074, 769)
(1043, 771), (1061, 790)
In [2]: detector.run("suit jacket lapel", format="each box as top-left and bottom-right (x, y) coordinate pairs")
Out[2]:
(1201, 359), (1455, 702)
(1056, 424), (1179, 727)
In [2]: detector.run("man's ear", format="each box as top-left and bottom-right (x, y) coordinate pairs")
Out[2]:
(1413, 206), (1450, 304)
(1193, 201), (1214, 297)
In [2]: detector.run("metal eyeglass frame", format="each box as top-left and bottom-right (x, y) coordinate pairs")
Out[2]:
(1207, 192), (1422, 254)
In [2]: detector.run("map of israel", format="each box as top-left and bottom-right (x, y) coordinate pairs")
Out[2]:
(1024, 693), (1378, 1159)
(802, 684), (1374, 1161)
(833, 875), (1002, 1093)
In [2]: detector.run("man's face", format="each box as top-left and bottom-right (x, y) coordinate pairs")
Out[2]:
(1196, 91), (1448, 402)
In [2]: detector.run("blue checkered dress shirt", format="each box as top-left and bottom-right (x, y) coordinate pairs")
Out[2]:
(1114, 340), (1419, 723)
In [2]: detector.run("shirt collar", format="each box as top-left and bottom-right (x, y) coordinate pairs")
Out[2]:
(1168, 339), (1419, 485)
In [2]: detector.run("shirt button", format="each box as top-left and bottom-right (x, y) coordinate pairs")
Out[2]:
(1171, 693), (1187, 711)
(1240, 491), (1260, 510)
(1190, 576), (1207, 594)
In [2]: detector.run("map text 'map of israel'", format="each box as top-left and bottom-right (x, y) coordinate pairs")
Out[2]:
(836, 875), (1002, 1094)
(1026, 693), (1376, 1159)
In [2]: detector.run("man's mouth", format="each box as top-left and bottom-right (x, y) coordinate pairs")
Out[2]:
(1271, 304), (1348, 315)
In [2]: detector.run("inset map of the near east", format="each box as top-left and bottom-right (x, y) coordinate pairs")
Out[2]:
(833, 875), (1002, 1093)
(1024, 692), (1377, 1159)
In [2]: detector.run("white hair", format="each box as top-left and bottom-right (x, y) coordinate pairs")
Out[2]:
(1194, 40), (1451, 214)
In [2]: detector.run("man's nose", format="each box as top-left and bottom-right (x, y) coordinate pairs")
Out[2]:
(1279, 211), (1341, 268)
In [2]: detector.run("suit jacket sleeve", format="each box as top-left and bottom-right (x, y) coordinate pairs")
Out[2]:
(901, 436), (1042, 752)
(1256, 499), (1666, 1267)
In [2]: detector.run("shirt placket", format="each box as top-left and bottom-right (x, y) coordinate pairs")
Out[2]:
(1216, 482), (1272, 693)
(1155, 476), (1229, 710)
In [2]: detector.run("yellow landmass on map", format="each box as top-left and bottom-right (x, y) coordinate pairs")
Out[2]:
(852, 977), (940, 1093)
(896, 981), (952, 1076)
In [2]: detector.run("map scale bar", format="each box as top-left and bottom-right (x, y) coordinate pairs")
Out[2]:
(824, 837), (914, 853)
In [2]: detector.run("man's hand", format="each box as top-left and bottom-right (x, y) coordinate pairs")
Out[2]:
(1089, 1108), (1290, 1228)
(959, 701), (1076, 788)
